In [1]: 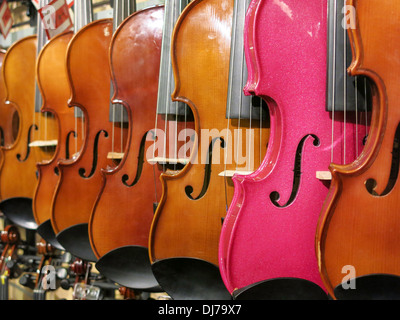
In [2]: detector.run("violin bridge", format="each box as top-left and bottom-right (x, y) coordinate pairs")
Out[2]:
(29, 140), (58, 148)
(316, 171), (332, 181)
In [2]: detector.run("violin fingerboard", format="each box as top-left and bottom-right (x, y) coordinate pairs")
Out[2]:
(326, 0), (372, 112)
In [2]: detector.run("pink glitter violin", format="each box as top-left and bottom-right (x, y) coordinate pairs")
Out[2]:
(219, 0), (370, 299)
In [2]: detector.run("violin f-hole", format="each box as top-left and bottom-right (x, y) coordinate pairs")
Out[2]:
(185, 137), (226, 200)
(365, 122), (400, 197)
(270, 134), (320, 208)
(65, 130), (77, 160)
(16, 124), (38, 162)
(121, 131), (148, 187)
(79, 130), (108, 179)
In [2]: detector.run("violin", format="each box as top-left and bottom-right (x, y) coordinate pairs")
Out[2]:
(88, 3), (164, 291)
(148, 0), (269, 299)
(218, 0), (370, 299)
(316, 0), (400, 299)
(50, 2), (127, 262)
(0, 0), (58, 231)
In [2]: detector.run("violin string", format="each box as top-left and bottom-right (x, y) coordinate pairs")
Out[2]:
(343, 0), (347, 165)
(331, 0), (337, 163)
(120, 1), (126, 155)
(223, 0), (236, 213)
(164, 2), (175, 173)
(173, 1), (178, 170)
(355, 76), (359, 158)
(365, 77), (369, 138)
(74, 111), (78, 155)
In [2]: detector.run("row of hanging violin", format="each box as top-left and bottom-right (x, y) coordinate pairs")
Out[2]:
(0, 0), (397, 300)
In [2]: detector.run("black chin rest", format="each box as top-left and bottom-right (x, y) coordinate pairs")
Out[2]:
(96, 246), (161, 292)
(334, 274), (400, 300)
(56, 223), (97, 262)
(233, 278), (328, 300)
(151, 257), (232, 300)
(37, 219), (64, 250)
(0, 197), (37, 230)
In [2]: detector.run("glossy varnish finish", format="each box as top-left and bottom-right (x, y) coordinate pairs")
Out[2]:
(89, 6), (164, 261)
(317, 0), (400, 298)
(51, 19), (125, 259)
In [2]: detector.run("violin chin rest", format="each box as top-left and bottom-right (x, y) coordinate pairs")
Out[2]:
(37, 219), (64, 251)
(0, 197), (38, 230)
(95, 246), (162, 292)
(232, 278), (328, 300)
(56, 223), (97, 262)
(151, 257), (232, 300)
(334, 274), (400, 300)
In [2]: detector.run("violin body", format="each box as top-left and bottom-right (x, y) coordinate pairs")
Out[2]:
(33, 30), (83, 246)
(88, 6), (164, 290)
(218, 0), (367, 299)
(51, 19), (125, 261)
(317, 0), (400, 299)
(149, 0), (268, 299)
(0, 35), (57, 230)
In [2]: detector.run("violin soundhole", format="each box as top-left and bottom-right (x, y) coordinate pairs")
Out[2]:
(65, 130), (77, 160)
(16, 124), (38, 162)
(365, 122), (400, 197)
(121, 132), (148, 187)
(270, 134), (320, 208)
(79, 130), (108, 179)
(185, 137), (226, 201)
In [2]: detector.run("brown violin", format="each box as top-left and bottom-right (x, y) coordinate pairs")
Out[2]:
(50, 2), (126, 262)
(0, 0), (58, 230)
(148, 0), (269, 299)
(33, 3), (89, 249)
(89, 2), (164, 291)
(316, 0), (400, 299)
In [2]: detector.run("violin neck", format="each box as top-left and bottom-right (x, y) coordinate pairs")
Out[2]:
(74, 0), (93, 32)
(156, 0), (189, 116)
(226, 0), (264, 121)
(326, 0), (370, 112)
(35, 0), (52, 113)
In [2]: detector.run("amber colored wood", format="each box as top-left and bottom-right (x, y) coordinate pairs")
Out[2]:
(51, 19), (126, 235)
(316, 0), (400, 299)
(33, 31), (84, 227)
(0, 36), (57, 201)
(88, 6), (165, 258)
(149, 0), (269, 266)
